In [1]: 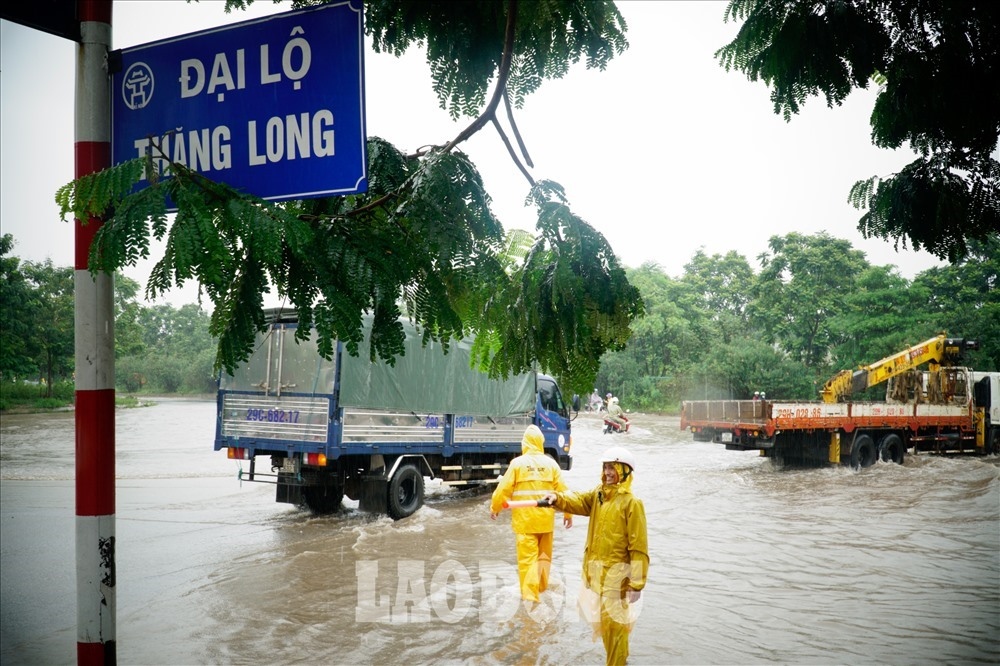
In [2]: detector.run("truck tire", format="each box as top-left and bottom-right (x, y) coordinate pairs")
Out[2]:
(877, 433), (905, 465)
(387, 465), (424, 520)
(988, 429), (1000, 456)
(850, 434), (877, 469)
(302, 484), (344, 514)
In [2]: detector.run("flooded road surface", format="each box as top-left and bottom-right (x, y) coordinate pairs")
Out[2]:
(2, 399), (998, 665)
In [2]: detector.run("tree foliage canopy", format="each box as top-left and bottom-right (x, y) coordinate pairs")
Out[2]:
(5, 230), (996, 409)
(752, 232), (869, 368)
(0, 235), (74, 394)
(716, 0), (1000, 262)
(595, 231), (998, 411)
(0, 234), (36, 380)
(363, 0), (628, 118)
(56, 0), (641, 393)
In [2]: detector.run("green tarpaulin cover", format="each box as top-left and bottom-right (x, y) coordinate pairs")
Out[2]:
(223, 313), (536, 418)
(339, 320), (536, 417)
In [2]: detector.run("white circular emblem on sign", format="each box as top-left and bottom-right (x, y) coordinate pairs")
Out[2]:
(122, 62), (155, 110)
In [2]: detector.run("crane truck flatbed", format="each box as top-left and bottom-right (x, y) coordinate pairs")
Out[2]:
(680, 336), (999, 467)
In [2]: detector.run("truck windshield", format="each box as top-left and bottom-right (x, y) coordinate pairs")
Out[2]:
(538, 377), (567, 417)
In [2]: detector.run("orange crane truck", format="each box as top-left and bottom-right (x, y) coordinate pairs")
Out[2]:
(680, 335), (1000, 467)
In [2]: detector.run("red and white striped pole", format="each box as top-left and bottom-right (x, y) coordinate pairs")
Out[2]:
(75, 1), (115, 664)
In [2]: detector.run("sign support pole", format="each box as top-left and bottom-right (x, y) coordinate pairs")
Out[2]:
(75, 2), (116, 664)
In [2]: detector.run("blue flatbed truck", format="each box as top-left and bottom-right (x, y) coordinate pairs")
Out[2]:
(215, 309), (576, 519)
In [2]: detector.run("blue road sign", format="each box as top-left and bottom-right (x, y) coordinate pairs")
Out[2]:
(112, 1), (366, 205)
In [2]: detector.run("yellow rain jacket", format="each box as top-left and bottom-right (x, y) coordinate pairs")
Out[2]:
(490, 426), (569, 602)
(553, 463), (649, 666)
(490, 426), (568, 533)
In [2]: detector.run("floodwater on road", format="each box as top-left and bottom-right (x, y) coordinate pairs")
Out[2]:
(1, 398), (998, 665)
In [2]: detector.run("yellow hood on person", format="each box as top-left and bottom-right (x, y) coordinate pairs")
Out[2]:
(490, 425), (568, 534)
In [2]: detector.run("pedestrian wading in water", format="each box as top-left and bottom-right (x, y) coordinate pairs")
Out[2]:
(489, 425), (572, 603)
(544, 447), (649, 666)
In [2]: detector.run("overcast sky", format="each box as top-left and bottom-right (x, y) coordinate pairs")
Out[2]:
(1, 0), (946, 308)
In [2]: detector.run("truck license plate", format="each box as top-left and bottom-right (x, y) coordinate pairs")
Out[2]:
(721, 432), (732, 443)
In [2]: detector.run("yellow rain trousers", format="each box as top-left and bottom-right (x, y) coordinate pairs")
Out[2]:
(490, 425), (569, 602)
(553, 464), (649, 666)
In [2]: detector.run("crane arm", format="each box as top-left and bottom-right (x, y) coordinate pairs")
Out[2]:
(820, 335), (979, 403)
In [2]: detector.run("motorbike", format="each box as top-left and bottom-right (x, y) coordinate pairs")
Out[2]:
(603, 415), (630, 434)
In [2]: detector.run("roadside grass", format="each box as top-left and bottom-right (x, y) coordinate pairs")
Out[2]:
(0, 381), (144, 412)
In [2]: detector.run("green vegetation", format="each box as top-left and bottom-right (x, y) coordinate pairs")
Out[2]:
(0, 234), (73, 396)
(5, 230), (995, 415)
(57, 0), (642, 393)
(0, 380), (75, 412)
(0, 380), (144, 411)
(1, 234), (217, 410)
(596, 233), (999, 414)
(717, 0), (999, 262)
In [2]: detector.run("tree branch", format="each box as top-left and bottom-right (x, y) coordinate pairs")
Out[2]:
(441, 0), (520, 154)
(504, 89), (533, 168)
(491, 116), (536, 187)
(356, 0), (532, 219)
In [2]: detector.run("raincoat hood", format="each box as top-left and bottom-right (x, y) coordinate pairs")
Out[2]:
(491, 424), (567, 537)
(520, 425), (545, 455)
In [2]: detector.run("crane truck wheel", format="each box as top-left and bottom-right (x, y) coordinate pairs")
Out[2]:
(850, 434), (877, 469)
(387, 465), (424, 520)
(988, 430), (1000, 456)
(877, 434), (905, 465)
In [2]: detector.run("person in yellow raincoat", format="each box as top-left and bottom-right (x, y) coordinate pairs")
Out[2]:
(490, 425), (572, 603)
(544, 447), (648, 666)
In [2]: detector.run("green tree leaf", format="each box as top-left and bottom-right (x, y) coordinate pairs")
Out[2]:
(750, 232), (870, 371)
(716, 0), (1000, 261)
(57, 2), (642, 391)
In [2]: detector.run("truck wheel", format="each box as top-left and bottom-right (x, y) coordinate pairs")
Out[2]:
(387, 465), (424, 520)
(877, 434), (905, 465)
(851, 434), (877, 469)
(302, 485), (344, 514)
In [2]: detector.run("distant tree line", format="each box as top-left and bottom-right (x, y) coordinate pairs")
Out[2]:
(597, 232), (999, 413)
(1, 233), (216, 397)
(3, 231), (997, 410)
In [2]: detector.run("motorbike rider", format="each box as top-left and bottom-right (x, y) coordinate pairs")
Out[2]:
(606, 396), (628, 432)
